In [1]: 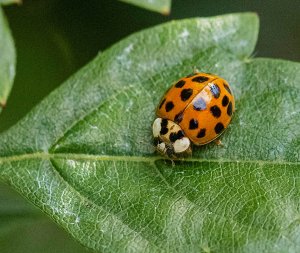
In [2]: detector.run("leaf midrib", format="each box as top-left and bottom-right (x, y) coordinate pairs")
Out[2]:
(50, 153), (294, 250)
(0, 150), (292, 251)
(0, 152), (298, 166)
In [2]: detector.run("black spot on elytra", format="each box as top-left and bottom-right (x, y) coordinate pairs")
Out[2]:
(214, 122), (224, 134)
(174, 112), (184, 123)
(175, 80), (185, 88)
(210, 83), (220, 98)
(193, 97), (206, 111)
(192, 76), (209, 83)
(197, 128), (206, 138)
(159, 98), (166, 109)
(169, 130), (184, 142)
(222, 95), (229, 107)
(165, 101), (174, 112)
(210, 105), (221, 118)
(227, 101), (233, 116)
(189, 119), (198, 130)
(180, 89), (193, 101)
(223, 82), (232, 94)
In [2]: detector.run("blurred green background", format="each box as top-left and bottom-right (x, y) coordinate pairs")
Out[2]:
(0, 0), (299, 252)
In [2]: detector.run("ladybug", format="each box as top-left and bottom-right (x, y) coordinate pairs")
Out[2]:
(152, 71), (235, 158)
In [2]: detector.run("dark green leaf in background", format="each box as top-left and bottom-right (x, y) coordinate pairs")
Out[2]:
(0, 13), (299, 252)
(120, 0), (171, 14)
(0, 184), (93, 253)
(0, 6), (16, 113)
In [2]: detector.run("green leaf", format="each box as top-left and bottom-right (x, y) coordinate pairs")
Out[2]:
(0, 0), (21, 5)
(0, 13), (299, 252)
(0, 183), (93, 253)
(0, 7), (16, 111)
(120, 0), (171, 14)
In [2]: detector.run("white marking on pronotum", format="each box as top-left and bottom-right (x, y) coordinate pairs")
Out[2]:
(152, 118), (162, 138)
(173, 137), (190, 153)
